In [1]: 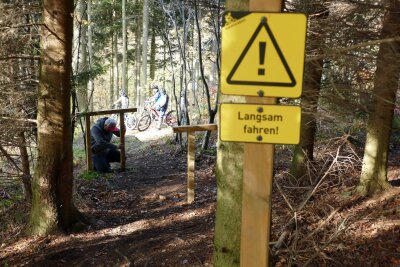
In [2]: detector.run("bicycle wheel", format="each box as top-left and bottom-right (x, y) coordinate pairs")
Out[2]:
(165, 110), (177, 126)
(137, 113), (152, 131)
(126, 115), (137, 130)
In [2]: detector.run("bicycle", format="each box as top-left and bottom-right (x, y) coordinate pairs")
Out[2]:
(137, 101), (176, 131)
(125, 113), (138, 130)
(110, 104), (138, 130)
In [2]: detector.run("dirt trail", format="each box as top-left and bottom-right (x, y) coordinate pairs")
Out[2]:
(0, 127), (217, 266)
(1, 127), (400, 266)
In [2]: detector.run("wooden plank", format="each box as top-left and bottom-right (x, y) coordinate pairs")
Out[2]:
(85, 114), (93, 171)
(119, 112), (126, 171)
(173, 123), (217, 133)
(80, 107), (137, 116)
(187, 132), (195, 203)
(241, 98), (276, 267)
(240, 1), (282, 267)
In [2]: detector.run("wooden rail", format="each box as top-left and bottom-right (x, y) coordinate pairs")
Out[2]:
(80, 108), (137, 172)
(172, 124), (218, 203)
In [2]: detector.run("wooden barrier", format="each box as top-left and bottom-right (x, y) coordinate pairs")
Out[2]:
(80, 108), (137, 172)
(173, 124), (218, 203)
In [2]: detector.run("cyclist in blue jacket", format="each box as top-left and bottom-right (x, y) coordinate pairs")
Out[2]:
(150, 85), (169, 129)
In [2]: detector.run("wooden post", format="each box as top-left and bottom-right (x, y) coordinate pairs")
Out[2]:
(173, 124), (217, 203)
(119, 111), (126, 171)
(240, 1), (282, 267)
(187, 132), (195, 203)
(85, 114), (93, 171)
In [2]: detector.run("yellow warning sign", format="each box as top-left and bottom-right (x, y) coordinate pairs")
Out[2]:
(220, 104), (301, 144)
(221, 12), (307, 98)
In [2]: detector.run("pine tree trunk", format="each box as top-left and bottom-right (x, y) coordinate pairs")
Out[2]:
(160, 2), (178, 121)
(110, 37), (115, 106)
(150, 27), (156, 80)
(18, 131), (32, 203)
(122, 0), (128, 93)
(289, 4), (327, 180)
(73, 0), (89, 112)
(29, 0), (80, 235)
(87, 0), (94, 111)
(112, 0), (119, 102)
(202, 3), (221, 150)
(113, 31), (119, 100)
(357, 2), (400, 196)
(141, 0), (150, 106)
(213, 2), (248, 265)
(214, 138), (244, 266)
(290, 58), (323, 179)
(134, 11), (142, 108)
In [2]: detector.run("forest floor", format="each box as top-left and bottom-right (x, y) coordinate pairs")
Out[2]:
(1, 125), (400, 266)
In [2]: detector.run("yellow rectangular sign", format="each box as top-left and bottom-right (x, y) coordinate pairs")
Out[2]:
(221, 12), (307, 98)
(220, 104), (301, 144)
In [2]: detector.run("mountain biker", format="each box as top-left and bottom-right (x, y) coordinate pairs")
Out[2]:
(149, 85), (161, 104)
(111, 90), (130, 123)
(150, 85), (169, 129)
(113, 90), (129, 109)
(90, 117), (124, 173)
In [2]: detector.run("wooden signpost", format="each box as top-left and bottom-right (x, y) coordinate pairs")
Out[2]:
(219, 0), (307, 266)
(173, 124), (218, 203)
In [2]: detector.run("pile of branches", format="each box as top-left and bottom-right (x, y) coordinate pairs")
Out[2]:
(272, 134), (366, 266)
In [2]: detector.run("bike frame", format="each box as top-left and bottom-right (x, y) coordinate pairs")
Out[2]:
(136, 100), (175, 131)
(150, 108), (159, 120)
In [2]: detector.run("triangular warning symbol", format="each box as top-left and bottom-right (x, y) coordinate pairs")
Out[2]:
(227, 17), (296, 87)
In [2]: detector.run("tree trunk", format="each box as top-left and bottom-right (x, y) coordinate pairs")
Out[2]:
(113, 32), (119, 100)
(28, 0), (81, 235)
(150, 27), (156, 80)
(213, 1), (248, 265)
(213, 139), (244, 266)
(112, 0), (119, 103)
(135, 14), (142, 108)
(87, 0), (94, 111)
(193, 0), (218, 150)
(73, 0), (89, 112)
(203, 0), (221, 150)
(178, 3), (191, 126)
(160, 0), (178, 125)
(122, 0), (128, 93)
(18, 131), (32, 203)
(357, 3), (400, 196)
(140, 0), (150, 106)
(290, 58), (323, 179)
(289, 4), (327, 180)
(110, 37), (115, 106)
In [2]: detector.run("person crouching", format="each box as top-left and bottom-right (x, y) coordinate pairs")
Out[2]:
(90, 117), (122, 173)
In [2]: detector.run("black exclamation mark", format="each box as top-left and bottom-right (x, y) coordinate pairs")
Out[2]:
(258, 42), (266, 76)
